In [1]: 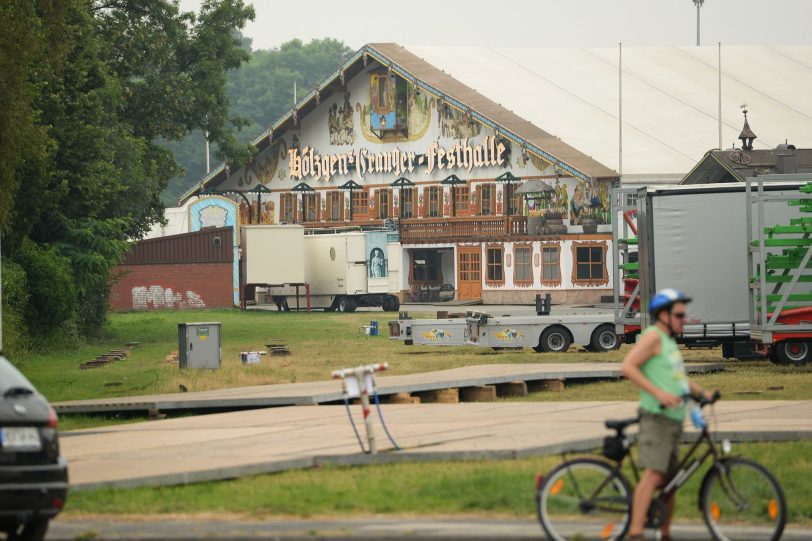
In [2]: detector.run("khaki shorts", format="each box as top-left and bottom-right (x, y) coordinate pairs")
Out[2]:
(637, 411), (682, 474)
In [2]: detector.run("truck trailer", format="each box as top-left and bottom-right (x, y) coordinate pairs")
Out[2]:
(240, 225), (402, 312)
(618, 178), (812, 364)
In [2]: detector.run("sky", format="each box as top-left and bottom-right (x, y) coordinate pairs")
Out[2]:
(179, 0), (812, 51)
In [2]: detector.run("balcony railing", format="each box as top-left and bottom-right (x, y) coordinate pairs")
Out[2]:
(398, 216), (527, 242)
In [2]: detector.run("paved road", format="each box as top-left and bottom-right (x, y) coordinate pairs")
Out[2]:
(47, 517), (811, 540)
(62, 400), (812, 489)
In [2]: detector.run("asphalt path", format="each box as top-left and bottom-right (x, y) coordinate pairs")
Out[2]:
(48, 517), (811, 540)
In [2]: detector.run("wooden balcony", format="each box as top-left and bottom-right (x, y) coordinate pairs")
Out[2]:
(398, 216), (528, 243)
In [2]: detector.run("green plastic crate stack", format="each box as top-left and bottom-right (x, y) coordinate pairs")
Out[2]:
(754, 181), (812, 312)
(618, 236), (639, 279)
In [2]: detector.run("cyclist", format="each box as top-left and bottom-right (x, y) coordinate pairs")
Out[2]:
(621, 288), (712, 541)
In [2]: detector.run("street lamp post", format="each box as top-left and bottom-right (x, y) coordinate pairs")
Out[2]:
(693, 0), (704, 46)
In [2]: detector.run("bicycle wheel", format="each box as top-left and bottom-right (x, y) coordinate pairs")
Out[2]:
(700, 457), (786, 541)
(536, 457), (632, 541)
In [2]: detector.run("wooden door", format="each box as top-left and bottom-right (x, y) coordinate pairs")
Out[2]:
(457, 246), (482, 300)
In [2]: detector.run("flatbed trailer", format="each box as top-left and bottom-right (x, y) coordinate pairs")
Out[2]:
(465, 312), (618, 352)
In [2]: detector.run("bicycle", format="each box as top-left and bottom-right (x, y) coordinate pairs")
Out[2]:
(535, 392), (787, 541)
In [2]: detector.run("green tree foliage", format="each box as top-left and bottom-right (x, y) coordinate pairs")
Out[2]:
(0, 0), (254, 350)
(15, 238), (76, 336)
(162, 38), (354, 203)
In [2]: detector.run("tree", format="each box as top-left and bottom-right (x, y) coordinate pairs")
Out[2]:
(162, 38), (354, 203)
(1, 0), (255, 346)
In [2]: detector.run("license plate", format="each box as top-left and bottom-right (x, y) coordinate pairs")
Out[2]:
(0, 427), (41, 451)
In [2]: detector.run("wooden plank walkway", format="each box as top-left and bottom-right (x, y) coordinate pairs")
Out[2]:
(61, 400), (812, 489)
(52, 362), (724, 414)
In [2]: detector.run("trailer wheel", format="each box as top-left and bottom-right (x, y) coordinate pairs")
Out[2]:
(382, 295), (400, 312)
(338, 296), (355, 313)
(773, 341), (811, 365)
(539, 326), (572, 353)
(590, 324), (619, 352)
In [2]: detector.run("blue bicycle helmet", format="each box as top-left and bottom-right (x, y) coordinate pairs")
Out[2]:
(649, 288), (692, 315)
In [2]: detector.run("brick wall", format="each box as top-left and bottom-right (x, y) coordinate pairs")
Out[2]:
(110, 262), (234, 311)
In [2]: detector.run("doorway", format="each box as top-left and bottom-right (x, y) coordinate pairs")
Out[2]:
(457, 246), (482, 300)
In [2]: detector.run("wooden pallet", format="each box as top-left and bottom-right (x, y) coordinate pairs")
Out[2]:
(266, 339), (291, 356)
(79, 348), (129, 369)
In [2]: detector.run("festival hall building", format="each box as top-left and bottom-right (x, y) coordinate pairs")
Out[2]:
(182, 43), (624, 304)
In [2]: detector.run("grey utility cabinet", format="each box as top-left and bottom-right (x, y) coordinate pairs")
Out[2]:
(178, 322), (221, 369)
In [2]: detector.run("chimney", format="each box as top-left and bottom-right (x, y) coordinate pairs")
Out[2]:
(775, 142), (797, 174)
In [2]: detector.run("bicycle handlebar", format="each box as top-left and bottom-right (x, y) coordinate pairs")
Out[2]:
(682, 390), (722, 408)
(660, 390), (721, 410)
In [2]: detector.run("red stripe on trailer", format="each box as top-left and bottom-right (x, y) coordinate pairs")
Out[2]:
(770, 306), (812, 326)
(773, 334), (812, 341)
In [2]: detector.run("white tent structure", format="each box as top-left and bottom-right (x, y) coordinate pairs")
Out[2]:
(407, 45), (812, 184)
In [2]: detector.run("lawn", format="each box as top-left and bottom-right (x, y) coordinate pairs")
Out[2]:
(15, 309), (809, 524)
(12, 309), (812, 407)
(64, 441), (811, 525)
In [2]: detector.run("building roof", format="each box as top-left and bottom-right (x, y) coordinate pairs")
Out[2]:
(405, 45), (812, 183)
(368, 43), (617, 180)
(681, 147), (812, 184)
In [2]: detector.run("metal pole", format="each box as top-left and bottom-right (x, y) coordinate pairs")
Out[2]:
(359, 378), (377, 454)
(257, 193), (262, 224)
(696, 3), (701, 46)
(718, 42), (722, 149)
(618, 42), (623, 179)
(205, 135), (210, 174)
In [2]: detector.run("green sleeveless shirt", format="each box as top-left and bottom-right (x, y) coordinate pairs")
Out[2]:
(639, 326), (690, 422)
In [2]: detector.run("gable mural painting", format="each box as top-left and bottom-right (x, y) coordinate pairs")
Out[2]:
(212, 60), (612, 227)
(329, 92), (355, 145)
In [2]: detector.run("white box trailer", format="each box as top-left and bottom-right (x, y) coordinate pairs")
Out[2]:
(633, 180), (812, 363)
(241, 226), (401, 312)
(466, 312), (618, 352)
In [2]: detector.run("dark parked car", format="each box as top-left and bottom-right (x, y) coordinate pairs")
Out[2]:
(0, 354), (68, 541)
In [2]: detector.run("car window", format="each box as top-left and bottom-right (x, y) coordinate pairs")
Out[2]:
(0, 355), (36, 394)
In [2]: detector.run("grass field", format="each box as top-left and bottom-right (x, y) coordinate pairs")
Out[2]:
(13, 309), (810, 523)
(64, 441), (812, 524)
(11, 309), (812, 408)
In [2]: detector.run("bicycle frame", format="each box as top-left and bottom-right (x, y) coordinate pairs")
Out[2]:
(560, 422), (723, 514)
(657, 425), (721, 502)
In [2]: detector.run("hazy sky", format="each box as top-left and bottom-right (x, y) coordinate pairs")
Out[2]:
(179, 0), (812, 51)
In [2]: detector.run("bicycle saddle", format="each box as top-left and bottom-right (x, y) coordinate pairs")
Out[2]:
(605, 417), (639, 431)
